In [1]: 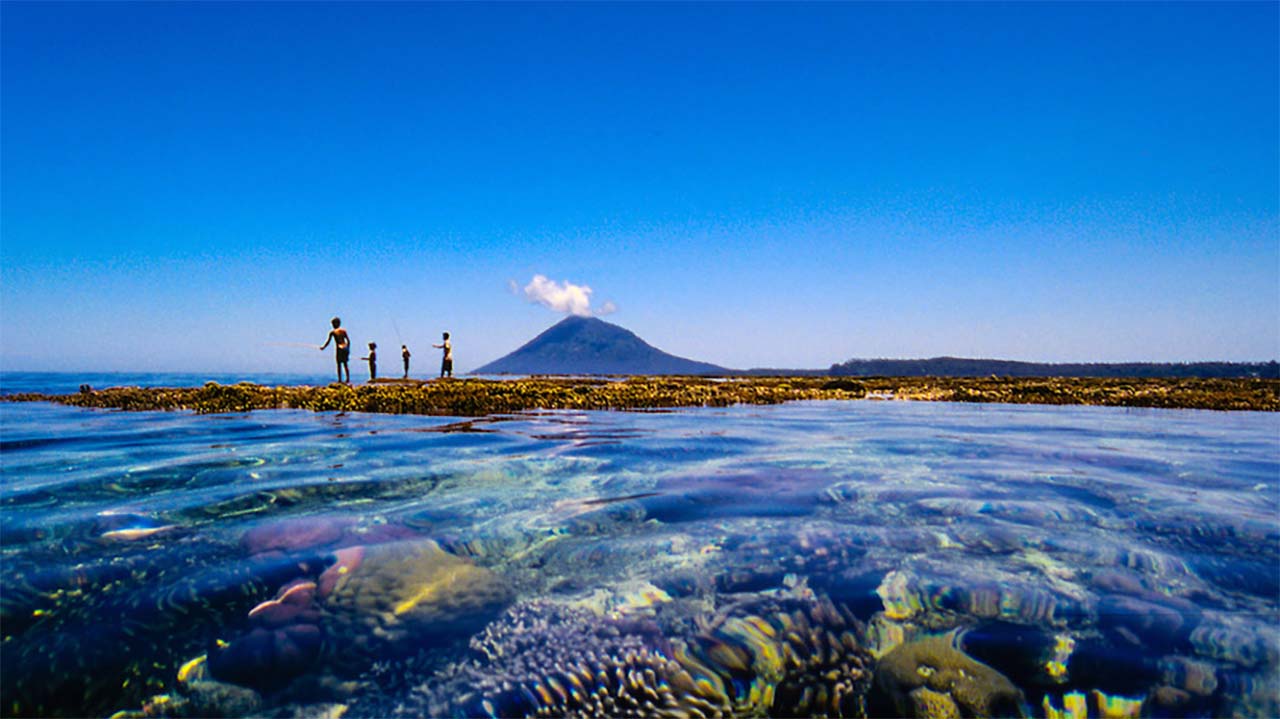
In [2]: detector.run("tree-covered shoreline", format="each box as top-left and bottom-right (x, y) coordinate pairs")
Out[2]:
(825, 358), (1279, 379)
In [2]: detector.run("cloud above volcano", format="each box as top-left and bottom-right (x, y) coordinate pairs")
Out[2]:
(517, 275), (617, 317)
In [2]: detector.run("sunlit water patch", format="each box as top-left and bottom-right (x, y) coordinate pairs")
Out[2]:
(1, 399), (1276, 718)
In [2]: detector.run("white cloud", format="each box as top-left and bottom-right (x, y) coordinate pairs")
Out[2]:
(520, 275), (616, 317)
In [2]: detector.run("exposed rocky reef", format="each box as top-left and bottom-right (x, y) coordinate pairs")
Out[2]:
(4, 375), (1277, 413)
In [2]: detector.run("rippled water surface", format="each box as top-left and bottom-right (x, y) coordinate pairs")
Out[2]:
(2, 386), (1277, 718)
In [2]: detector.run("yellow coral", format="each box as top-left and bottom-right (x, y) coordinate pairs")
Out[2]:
(1092, 689), (1143, 718)
(1042, 691), (1087, 719)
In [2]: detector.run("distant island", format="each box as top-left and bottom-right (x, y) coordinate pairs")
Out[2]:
(474, 316), (1277, 380)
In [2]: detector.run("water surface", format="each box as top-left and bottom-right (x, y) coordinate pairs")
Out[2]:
(1, 390), (1277, 717)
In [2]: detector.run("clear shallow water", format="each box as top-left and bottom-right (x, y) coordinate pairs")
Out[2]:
(1, 392), (1277, 718)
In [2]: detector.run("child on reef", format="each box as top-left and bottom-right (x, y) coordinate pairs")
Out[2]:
(432, 332), (453, 378)
(362, 342), (377, 381)
(401, 345), (411, 378)
(319, 317), (351, 383)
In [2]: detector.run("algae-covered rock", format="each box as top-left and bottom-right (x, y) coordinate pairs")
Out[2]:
(876, 632), (1025, 718)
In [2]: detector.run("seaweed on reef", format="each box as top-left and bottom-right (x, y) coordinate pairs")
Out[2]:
(5, 375), (1275, 414)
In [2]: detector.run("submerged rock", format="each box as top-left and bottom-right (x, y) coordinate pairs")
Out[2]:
(320, 539), (514, 662)
(207, 538), (513, 692)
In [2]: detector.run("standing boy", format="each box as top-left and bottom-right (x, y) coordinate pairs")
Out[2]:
(362, 342), (377, 381)
(432, 332), (453, 378)
(319, 317), (351, 383)
(401, 345), (411, 378)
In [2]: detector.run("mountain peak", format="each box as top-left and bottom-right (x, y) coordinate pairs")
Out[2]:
(548, 314), (608, 330)
(474, 317), (727, 376)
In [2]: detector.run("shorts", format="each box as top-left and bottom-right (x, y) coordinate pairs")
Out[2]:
(336, 347), (350, 363)
(442, 359), (453, 373)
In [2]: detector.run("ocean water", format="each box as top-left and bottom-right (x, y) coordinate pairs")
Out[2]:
(0, 371), (347, 395)
(1, 375), (1277, 718)
(0, 371), (531, 396)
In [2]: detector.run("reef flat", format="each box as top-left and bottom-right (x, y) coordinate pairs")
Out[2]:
(3, 375), (1276, 414)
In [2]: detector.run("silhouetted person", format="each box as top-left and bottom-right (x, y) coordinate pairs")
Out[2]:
(361, 342), (377, 381)
(433, 332), (453, 378)
(320, 316), (351, 383)
(401, 345), (411, 378)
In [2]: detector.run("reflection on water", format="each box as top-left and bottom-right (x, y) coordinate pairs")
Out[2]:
(1, 398), (1277, 718)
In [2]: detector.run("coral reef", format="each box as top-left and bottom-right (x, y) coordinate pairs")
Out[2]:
(690, 593), (875, 717)
(430, 602), (731, 718)
(393, 592), (876, 719)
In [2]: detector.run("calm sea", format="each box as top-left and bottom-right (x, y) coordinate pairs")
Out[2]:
(0, 371), (340, 395)
(1, 373), (1277, 718)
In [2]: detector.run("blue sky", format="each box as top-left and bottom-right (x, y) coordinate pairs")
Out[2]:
(2, 2), (1277, 374)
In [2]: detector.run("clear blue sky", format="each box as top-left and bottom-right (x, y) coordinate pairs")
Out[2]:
(2, 2), (1276, 373)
